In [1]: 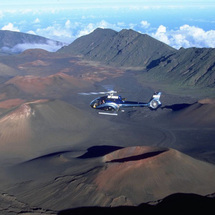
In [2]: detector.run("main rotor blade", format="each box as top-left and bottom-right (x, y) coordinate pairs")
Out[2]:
(78, 92), (107, 96)
(102, 84), (114, 92)
(79, 89), (117, 96)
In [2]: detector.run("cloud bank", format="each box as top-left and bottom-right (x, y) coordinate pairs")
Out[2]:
(1, 1), (215, 51)
(152, 24), (215, 49)
(1, 40), (64, 54)
(1, 23), (20, 32)
(29, 19), (215, 49)
(1, 19), (215, 51)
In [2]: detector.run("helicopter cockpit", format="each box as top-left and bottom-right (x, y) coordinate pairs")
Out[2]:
(90, 95), (124, 109)
(90, 96), (107, 109)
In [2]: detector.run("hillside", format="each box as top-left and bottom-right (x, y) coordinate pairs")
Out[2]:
(3, 72), (89, 98)
(0, 30), (64, 54)
(145, 47), (215, 88)
(58, 28), (176, 67)
(59, 28), (215, 89)
(59, 193), (215, 214)
(0, 99), (99, 163)
(169, 98), (215, 127)
(5, 146), (215, 210)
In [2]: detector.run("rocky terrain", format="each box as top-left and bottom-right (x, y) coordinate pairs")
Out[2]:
(0, 29), (214, 214)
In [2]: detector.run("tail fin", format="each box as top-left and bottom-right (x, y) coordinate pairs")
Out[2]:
(148, 92), (162, 110)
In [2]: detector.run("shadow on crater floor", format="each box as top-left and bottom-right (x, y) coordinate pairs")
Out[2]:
(78, 145), (123, 159)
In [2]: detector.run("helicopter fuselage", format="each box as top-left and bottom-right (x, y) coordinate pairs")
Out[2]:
(90, 92), (161, 112)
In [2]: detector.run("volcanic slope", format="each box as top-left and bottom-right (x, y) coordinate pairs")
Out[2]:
(59, 28), (215, 90)
(0, 48), (123, 100)
(3, 72), (90, 99)
(58, 28), (176, 67)
(5, 146), (215, 211)
(0, 99), (104, 164)
(170, 98), (215, 126)
(145, 47), (215, 88)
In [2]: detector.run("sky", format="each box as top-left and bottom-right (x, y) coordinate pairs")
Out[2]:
(1, 0), (215, 49)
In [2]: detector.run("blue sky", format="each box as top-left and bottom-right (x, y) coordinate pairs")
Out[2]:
(1, 0), (215, 49)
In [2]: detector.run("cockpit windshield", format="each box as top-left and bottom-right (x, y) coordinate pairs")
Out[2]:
(90, 97), (106, 109)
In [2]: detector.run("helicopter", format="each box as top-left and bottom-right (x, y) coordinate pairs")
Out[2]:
(80, 90), (162, 115)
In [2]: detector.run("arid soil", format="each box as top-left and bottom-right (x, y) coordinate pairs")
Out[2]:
(0, 50), (214, 214)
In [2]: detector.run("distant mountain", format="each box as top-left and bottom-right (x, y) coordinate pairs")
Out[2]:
(0, 30), (64, 54)
(145, 47), (215, 88)
(58, 28), (176, 67)
(59, 28), (215, 89)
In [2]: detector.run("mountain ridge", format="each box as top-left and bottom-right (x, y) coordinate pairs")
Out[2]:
(0, 30), (64, 54)
(59, 28), (215, 89)
(58, 28), (176, 67)
(145, 47), (215, 88)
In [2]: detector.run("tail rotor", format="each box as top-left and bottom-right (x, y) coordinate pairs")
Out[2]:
(148, 92), (162, 110)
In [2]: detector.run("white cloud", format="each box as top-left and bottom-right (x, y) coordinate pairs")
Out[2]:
(77, 20), (123, 38)
(174, 25), (215, 48)
(152, 25), (169, 45)
(140, 20), (150, 29)
(2, 16), (215, 51)
(1, 22), (20, 32)
(35, 24), (74, 43)
(117, 22), (126, 27)
(65, 20), (71, 29)
(78, 23), (95, 37)
(33, 18), (40, 23)
(27, 30), (36, 35)
(151, 24), (215, 49)
(1, 40), (64, 53)
(34, 20), (215, 50)
(128, 23), (137, 29)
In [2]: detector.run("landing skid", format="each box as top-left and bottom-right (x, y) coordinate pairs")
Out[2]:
(98, 112), (118, 116)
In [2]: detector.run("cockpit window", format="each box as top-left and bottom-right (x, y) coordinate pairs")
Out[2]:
(90, 97), (106, 109)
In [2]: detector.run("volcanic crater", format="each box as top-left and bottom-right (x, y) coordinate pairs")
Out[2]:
(104, 146), (168, 163)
